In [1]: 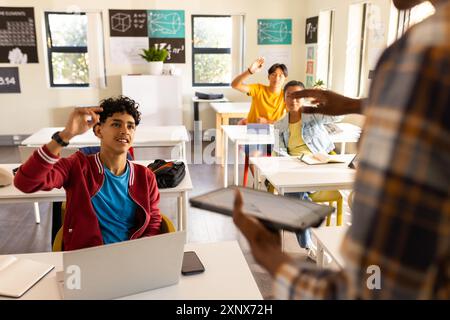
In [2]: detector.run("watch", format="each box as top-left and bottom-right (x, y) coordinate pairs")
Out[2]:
(51, 131), (70, 147)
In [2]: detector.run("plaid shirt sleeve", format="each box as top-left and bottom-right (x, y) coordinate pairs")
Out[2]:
(272, 2), (450, 300)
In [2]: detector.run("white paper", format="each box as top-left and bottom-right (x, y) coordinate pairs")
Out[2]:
(109, 37), (148, 65)
(257, 47), (292, 75)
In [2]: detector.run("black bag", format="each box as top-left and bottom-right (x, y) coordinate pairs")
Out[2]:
(147, 159), (186, 189)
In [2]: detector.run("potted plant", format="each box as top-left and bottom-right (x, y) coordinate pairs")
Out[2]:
(139, 46), (169, 75)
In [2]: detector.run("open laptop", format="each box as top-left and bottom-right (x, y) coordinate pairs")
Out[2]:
(58, 231), (186, 300)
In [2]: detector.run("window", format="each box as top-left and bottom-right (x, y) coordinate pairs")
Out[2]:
(45, 12), (89, 87)
(191, 15), (243, 87)
(316, 10), (334, 88)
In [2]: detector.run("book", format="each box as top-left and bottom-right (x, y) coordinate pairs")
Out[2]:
(0, 256), (54, 298)
(299, 153), (346, 165)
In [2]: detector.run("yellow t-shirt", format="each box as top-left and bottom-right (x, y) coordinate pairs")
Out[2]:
(288, 120), (312, 156)
(246, 84), (286, 123)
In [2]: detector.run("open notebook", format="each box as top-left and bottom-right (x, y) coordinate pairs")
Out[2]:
(0, 256), (54, 298)
(299, 153), (346, 165)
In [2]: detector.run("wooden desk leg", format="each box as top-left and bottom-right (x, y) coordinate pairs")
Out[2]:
(340, 142), (346, 155)
(223, 132), (229, 188)
(234, 142), (239, 186)
(34, 202), (40, 224)
(216, 113), (223, 166)
(317, 244), (325, 267)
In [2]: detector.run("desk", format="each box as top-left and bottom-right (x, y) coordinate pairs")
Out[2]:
(210, 102), (251, 165)
(222, 123), (360, 187)
(0, 162), (193, 231)
(0, 241), (262, 300)
(311, 226), (348, 268)
(222, 125), (274, 188)
(21, 126), (190, 162)
(250, 155), (356, 194)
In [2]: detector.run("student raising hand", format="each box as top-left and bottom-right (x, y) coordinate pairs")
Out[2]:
(248, 57), (265, 74)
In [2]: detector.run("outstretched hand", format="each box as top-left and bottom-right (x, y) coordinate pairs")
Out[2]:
(288, 89), (362, 115)
(248, 57), (265, 74)
(232, 189), (291, 276)
(61, 107), (103, 140)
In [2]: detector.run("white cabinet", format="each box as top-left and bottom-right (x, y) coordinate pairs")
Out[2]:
(121, 75), (183, 126)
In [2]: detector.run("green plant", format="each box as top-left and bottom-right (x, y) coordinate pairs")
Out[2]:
(139, 47), (169, 62)
(313, 79), (325, 88)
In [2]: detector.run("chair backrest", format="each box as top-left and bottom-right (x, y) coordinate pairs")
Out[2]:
(18, 146), (78, 163)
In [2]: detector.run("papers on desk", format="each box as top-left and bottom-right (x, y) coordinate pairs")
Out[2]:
(0, 256), (54, 298)
(299, 153), (347, 165)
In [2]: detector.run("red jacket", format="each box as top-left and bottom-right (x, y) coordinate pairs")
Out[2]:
(14, 145), (162, 251)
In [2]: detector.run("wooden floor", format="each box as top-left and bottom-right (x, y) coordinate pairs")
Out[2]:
(0, 144), (352, 299)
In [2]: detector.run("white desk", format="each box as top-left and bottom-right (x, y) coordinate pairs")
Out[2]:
(250, 155), (356, 194)
(21, 126), (190, 162)
(311, 226), (348, 268)
(222, 123), (360, 187)
(0, 241), (262, 300)
(210, 102), (251, 165)
(222, 125), (274, 188)
(0, 162), (193, 231)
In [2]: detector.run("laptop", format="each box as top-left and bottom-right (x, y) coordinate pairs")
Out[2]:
(58, 231), (186, 300)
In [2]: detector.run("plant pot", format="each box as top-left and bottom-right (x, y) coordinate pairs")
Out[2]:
(148, 61), (163, 75)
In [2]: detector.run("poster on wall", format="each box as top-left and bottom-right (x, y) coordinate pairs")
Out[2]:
(0, 7), (38, 63)
(0, 67), (20, 93)
(305, 16), (318, 44)
(109, 9), (185, 64)
(257, 19), (292, 45)
(306, 75), (314, 88)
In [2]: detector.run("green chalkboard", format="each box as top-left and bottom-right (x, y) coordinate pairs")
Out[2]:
(148, 10), (185, 38)
(258, 19), (292, 45)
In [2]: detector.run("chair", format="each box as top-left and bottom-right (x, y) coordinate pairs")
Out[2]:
(243, 144), (272, 187)
(309, 190), (343, 226)
(52, 213), (175, 251)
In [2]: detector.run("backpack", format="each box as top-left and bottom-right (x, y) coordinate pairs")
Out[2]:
(147, 159), (186, 189)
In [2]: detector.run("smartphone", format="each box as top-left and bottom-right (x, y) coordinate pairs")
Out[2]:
(181, 251), (205, 275)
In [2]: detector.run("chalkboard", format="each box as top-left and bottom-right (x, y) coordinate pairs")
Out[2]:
(149, 38), (185, 63)
(147, 10), (185, 38)
(0, 7), (38, 63)
(257, 19), (292, 45)
(0, 67), (20, 93)
(109, 9), (148, 37)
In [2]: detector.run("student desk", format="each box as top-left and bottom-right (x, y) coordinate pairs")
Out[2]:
(21, 126), (190, 162)
(209, 102), (251, 165)
(0, 241), (262, 300)
(249, 154), (356, 194)
(222, 123), (359, 187)
(0, 162), (193, 231)
(311, 226), (348, 268)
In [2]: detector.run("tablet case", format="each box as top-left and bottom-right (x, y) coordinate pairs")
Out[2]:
(189, 187), (333, 232)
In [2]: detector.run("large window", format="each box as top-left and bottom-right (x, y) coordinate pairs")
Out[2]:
(192, 15), (243, 87)
(45, 12), (89, 87)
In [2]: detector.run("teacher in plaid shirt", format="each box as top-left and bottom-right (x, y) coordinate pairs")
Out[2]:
(233, 0), (449, 299)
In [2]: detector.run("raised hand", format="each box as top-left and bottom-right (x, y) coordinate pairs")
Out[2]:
(248, 57), (265, 74)
(288, 89), (362, 115)
(61, 107), (103, 140)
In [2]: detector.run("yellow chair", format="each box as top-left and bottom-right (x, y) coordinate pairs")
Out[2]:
(52, 212), (175, 252)
(309, 190), (343, 226)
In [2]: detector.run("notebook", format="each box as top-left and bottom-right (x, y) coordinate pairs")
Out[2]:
(299, 153), (346, 165)
(190, 187), (333, 232)
(0, 256), (54, 298)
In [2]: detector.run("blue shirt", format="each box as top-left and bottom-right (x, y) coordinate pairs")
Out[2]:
(91, 163), (137, 244)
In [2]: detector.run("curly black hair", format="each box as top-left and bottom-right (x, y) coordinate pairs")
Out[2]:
(98, 96), (141, 126)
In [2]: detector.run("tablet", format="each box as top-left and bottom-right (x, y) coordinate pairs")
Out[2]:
(189, 187), (333, 232)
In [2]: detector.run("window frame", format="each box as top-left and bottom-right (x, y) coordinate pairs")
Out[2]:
(44, 11), (89, 88)
(191, 14), (232, 87)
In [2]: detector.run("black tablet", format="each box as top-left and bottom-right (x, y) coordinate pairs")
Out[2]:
(189, 187), (333, 232)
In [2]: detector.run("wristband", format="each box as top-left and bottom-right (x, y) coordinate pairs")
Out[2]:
(247, 68), (253, 75)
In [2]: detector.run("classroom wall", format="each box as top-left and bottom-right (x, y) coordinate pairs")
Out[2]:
(0, 0), (307, 135)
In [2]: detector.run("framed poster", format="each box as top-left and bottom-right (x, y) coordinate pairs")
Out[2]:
(305, 16), (318, 44)
(149, 38), (185, 63)
(109, 10), (148, 37)
(258, 19), (292, 45)
(0, 67), (20, 93)
(148, 10), (185, 38)
(0, 7), (38, 63)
